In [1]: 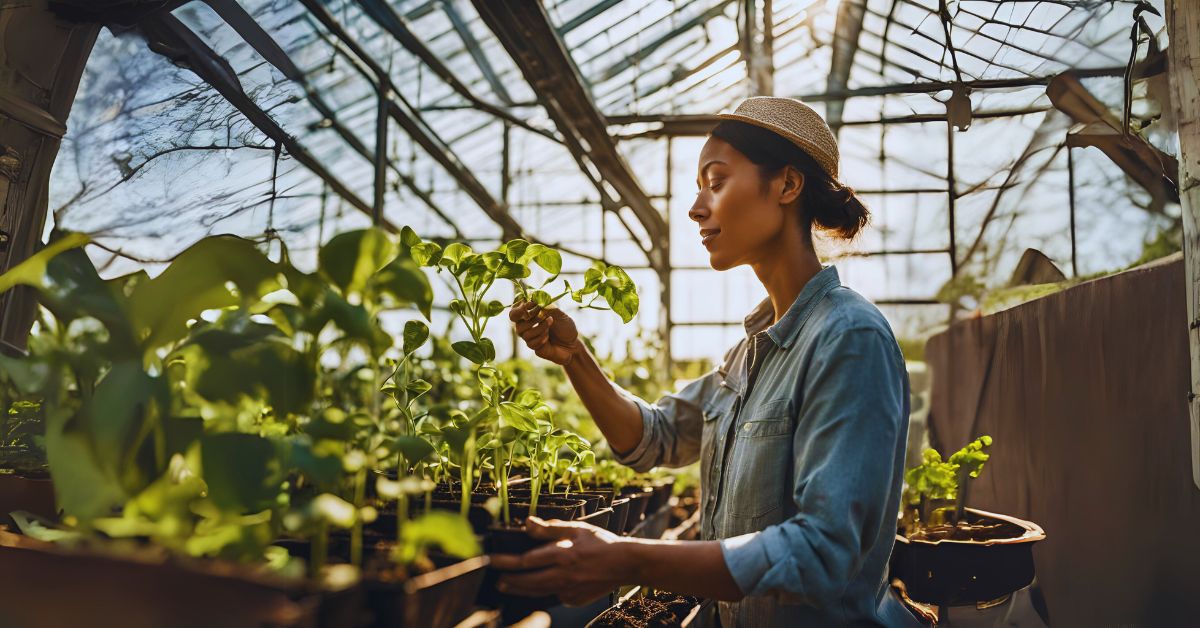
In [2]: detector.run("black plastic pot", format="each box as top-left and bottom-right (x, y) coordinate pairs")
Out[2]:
(619, 488), (652, 533)
(479, 525), (558, 623)
(607, 498), (630, 535)
(644, 477), (675, 515)
(364, 554), (488, 628)
(889, 507), (1046, 607)
(507, 489), (604, 516)
(575, 507), (612, 530)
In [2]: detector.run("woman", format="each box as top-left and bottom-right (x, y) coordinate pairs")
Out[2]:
(497, 97), (925, 627)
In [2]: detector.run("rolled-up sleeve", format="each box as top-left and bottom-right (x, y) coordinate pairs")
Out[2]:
(719, 327), (908, 608)
(608, 369), (719, 473)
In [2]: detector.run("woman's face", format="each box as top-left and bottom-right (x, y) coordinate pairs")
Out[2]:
(689, 136), (802, 271)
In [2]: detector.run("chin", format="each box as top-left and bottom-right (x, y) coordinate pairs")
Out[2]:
(707, 252), (737, 271)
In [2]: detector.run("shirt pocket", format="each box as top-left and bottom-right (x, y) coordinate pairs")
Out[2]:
(726, 397), (794, 520)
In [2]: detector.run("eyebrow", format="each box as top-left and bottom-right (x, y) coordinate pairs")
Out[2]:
(696, 160), (727, 188)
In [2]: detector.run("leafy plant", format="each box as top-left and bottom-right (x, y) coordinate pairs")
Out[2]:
(901, 435), (993, 535)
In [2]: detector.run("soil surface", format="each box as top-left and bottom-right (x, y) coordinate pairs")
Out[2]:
(906, 518), (1026, 542)
(591, 589), (702, 628)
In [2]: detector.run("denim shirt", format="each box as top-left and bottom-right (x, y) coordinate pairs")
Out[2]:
(613, 265), (924, 627)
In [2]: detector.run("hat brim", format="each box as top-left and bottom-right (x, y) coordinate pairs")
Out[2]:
(715, 112), (839, 180)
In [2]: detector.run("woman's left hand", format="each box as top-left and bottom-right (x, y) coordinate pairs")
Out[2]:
(489, 516), (632, 606)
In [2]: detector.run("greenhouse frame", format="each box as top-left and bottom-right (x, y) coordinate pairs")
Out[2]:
(0, 0), (1198, 626)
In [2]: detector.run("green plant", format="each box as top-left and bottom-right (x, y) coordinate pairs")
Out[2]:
(901, 435), (993, 535)
(400, 230), (639, 524)
(0, 227), (485, 583)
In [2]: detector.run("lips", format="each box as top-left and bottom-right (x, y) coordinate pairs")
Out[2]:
(700, 228), (721, 247)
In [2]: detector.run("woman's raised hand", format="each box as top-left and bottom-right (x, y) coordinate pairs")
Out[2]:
(510, 300), (581, 366)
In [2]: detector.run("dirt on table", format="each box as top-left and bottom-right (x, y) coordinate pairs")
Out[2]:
(591, 589), (702, 628)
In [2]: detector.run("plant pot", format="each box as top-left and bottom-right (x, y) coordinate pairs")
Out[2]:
(606, 498), (631, 535)
(507, 489), (604, 515)
(479, 524), (558, 623)
(274, 536), (488, 628)
(890, 507), (1046, 607)
(364, 554), (488, 628)
(620, 489), (652, 534)
(575, 507), (612, 530)
(0, 528), (356, 628)
(418, 497), (585, 535)
(644, 478), (675, 515)
(0, 472), (57, 527)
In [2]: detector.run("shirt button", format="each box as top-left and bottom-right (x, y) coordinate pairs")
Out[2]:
(743, 423), (752, 431)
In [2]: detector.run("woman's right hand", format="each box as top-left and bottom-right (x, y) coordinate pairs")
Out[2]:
(510, 300), (581, 366)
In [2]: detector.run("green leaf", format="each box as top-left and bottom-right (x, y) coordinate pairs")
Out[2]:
(484, 299), (506, 318)
(494, 261), (529, 280)
(439, 243), (474, 273)
(612, 288), (639, 324)
(0, 353), (51, 393)
(88, 361), (169, 493)
(529, 290), (553, 307)
(44, 407), (127, 521)
(452, 340), (487, 365)
(393, 435), (435, 464)
(479, 338), (496, 362)
(514, 389), (543, 408)
(182, 326), (317, 416)
(498, 402), (538, 432)
(288, 437), (342, 486)
(311, 493), (358, 528)
(373, 257), (433, 319)
(527, 244), (561, 276)
(200, 433), (286, 513)
(402, 320), (430, 356)
(305, 408), (356, 442)
(397, 511), (480, 562)
(502, 239), (530, 263)
(318, 228), (398, 297)
(128, 235), (279, 352)
(406, 378), (432, 400)
(0, 232), (90, 294)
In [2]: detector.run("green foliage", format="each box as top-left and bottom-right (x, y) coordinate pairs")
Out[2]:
(0, 224), (668, 584)
(901, 435), (993, 535)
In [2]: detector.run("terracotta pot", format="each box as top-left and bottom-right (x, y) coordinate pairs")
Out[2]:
(890, 507), (1046, 607)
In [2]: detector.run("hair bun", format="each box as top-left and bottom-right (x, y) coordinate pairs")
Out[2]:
(808, 182), (869, 240)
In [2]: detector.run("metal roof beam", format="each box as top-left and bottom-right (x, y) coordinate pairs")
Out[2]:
(201, 0), (465, 238)
(298, 0), (524, 239)
(471, 0), (668, 273)
(138, 12), (400, 233)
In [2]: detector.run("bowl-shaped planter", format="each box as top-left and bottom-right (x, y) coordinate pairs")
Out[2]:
(890, 507), (1046, 607)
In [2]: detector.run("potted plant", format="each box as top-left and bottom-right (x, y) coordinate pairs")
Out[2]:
(891, 436), (1046, 609)
(0, 228), (486, 627)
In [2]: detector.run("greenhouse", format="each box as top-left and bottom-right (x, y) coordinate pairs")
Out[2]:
(0, 0), (1196, 626)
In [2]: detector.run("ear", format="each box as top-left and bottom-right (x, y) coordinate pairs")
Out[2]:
(779, 166), (804, 206)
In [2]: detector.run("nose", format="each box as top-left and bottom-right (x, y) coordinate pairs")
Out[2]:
(688, 195), (709, 224)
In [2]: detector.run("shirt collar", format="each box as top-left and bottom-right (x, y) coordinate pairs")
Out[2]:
(742, 264), (841, 349)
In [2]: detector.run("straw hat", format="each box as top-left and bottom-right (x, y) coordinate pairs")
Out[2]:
(717, 96), (841, 180)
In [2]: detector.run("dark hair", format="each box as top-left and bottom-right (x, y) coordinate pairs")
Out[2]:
(709, 119), (869, 240)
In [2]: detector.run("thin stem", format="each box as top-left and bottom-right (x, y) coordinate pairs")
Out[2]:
(351, 468), (366, 567)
